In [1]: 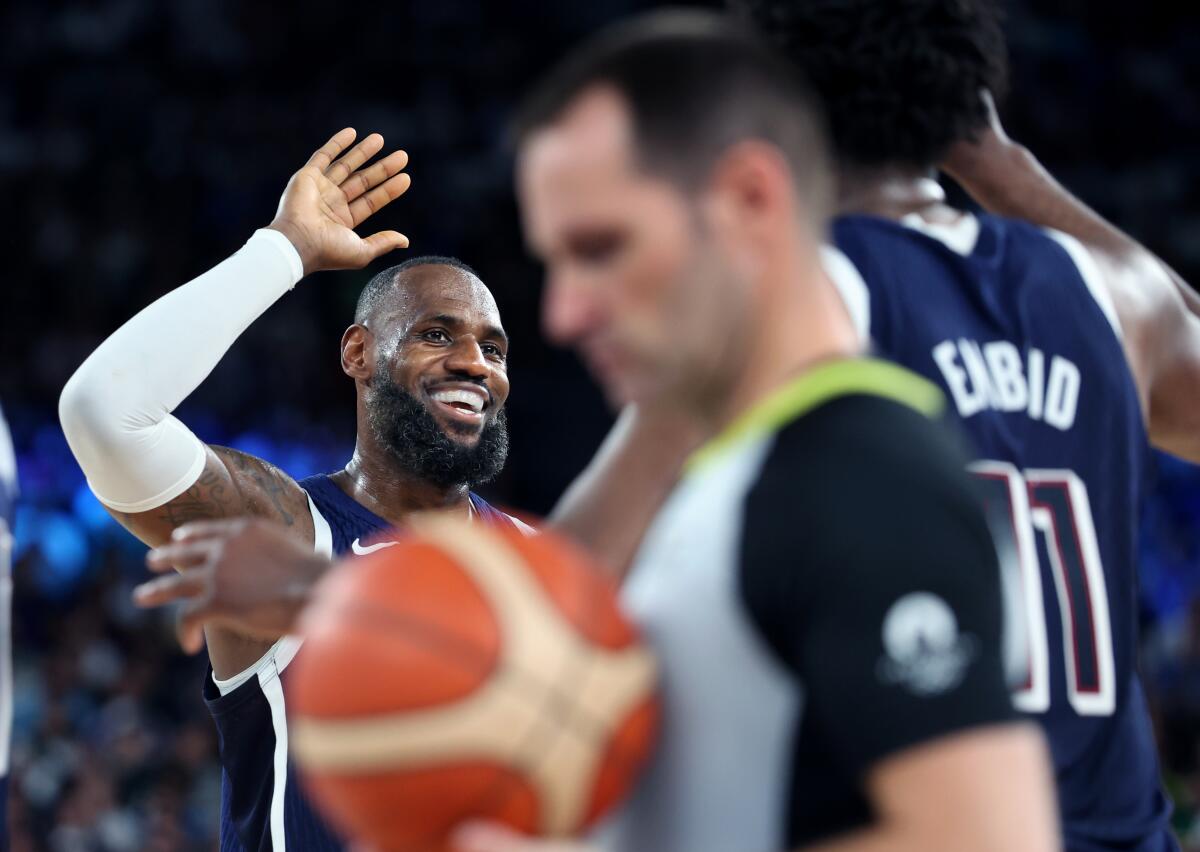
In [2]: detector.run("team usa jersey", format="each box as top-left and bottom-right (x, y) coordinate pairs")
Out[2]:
(828, 212), (1173, 852)
(602, 359), (1017, 851)
(204, 473), (527, 851)
(0, 404), (14, 852)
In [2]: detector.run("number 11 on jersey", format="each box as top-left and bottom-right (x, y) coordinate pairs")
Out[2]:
(971, 461), (1116, 717)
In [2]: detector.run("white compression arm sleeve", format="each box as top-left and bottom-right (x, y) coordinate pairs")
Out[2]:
(59, 229), (304, 512)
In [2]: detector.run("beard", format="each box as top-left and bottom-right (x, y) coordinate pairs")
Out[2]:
(365, 371), (509, 491)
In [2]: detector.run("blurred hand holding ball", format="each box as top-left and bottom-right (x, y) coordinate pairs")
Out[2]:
(288, 516), (659, 852)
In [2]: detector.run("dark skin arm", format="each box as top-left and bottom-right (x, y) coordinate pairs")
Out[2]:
(134, 404), (705, 647)
(548, 404), (704, 579)
(137, 516), (329, 653)
(942, 94), (1200, 461)
(109, 128), (411, 675)
(121, 437), (317, 679)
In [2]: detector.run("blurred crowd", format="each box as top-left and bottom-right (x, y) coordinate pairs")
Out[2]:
(3, 0), (1199, 848)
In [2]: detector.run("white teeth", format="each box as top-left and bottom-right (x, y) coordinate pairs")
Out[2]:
(431, 389), (485, 413)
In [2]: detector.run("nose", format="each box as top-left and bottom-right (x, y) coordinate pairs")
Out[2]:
(542, 273), (602, 347)
(443, 337), (490, 379)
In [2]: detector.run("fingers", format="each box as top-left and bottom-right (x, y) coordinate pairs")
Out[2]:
(452, 822), (591, 852)
(177, 603), (212, 654)
(304, 128), (358, 172)
(452, 823), (529, 852)
(340, 149), (409, 203)
(133, 570), (207, 607)
(146, 539), (218, 573)
(325, 132), (385, 186)
(132, 573), (215, 654)
(170, 518), (248, 544)
(349, 172), (412, 226)
(360, 231), (410, 264)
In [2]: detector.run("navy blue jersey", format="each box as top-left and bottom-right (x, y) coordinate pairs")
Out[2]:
(829, 213), (1172, 852)
(0, 404), (14, 852)
(205, 473), (527, 851)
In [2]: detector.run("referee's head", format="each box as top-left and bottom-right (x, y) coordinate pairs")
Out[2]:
(514, 9), (837, 414)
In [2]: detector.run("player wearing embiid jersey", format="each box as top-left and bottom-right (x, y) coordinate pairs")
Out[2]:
(739, 1), (1200, 849)
(59, 133), (528, 850)
(0, 404), (15, 852)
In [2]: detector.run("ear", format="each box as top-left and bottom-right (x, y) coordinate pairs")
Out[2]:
(701, 140), (796, 254)
(341, 324), (373, 380)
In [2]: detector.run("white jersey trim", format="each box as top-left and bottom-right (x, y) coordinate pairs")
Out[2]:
(821, 245), (872, 343)
(261, 665), (290, 851)
(900, 211), (982, 256)
(1043, 229), (1124, 341)
(211, 492), (331, 696)
(309, 491), (334, 558)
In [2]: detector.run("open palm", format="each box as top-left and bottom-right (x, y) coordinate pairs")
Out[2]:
(269, 128), (412, 275)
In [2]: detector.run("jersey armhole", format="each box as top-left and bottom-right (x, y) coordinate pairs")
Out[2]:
(308, 490), (334, 558)
(1043, 229), (1125, 342)
(210, 493), (331, 696)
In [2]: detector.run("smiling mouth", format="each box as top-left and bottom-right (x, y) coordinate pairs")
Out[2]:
(428, 386), (488, 425)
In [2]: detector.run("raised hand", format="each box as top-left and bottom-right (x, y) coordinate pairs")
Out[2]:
(268, 128), (412, 275)
(940, 91), (1019, 187)
(134, 518), (332, 652)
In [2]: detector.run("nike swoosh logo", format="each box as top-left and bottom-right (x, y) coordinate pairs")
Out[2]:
(350, 538), (398, 556)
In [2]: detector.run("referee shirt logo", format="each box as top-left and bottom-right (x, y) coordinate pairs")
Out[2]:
(877, 592), (978, 696)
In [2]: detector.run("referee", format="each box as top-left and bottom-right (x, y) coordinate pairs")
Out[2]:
(458, 11), (1060, 852)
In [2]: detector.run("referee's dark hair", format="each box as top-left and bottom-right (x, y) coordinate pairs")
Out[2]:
(513, 8), (832, 219)
(732, 0), (1008, 171)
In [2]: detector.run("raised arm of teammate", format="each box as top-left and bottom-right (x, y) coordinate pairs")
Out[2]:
(942, 94), (1200, 462)
(60, 129), (409, 672)
(548, 404), (704, 577)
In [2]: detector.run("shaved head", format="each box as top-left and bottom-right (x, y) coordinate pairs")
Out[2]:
(355, 256), (484, 327)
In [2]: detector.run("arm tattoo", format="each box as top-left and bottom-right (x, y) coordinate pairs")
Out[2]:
(151, 467), (237, 527)
(215, 447), (297, 527)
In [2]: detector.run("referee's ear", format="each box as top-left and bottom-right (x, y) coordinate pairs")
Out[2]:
(341, 324), (373, 381)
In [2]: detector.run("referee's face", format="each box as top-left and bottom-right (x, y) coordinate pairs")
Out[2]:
(518, 87), (750, 409)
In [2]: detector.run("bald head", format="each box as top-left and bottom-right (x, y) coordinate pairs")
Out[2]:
(355, 256), (484, 328)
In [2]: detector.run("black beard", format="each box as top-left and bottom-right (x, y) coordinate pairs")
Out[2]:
(365, 372), (509, 491)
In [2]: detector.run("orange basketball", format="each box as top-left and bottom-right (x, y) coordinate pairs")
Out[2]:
(287, 515), (660, 852)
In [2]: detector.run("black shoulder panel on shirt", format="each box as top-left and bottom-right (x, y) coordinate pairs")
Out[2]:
(738, 393), (1015, 780)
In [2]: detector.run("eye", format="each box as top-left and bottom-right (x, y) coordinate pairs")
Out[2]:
(421, 329), (450, 344)
(567, 230), (626, 266)
(481, 343), (506, 361)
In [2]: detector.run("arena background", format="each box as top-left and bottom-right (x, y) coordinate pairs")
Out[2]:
(2, 0), (1199, 848)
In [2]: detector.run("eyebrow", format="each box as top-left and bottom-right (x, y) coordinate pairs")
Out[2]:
(420, 313), (509, 347)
